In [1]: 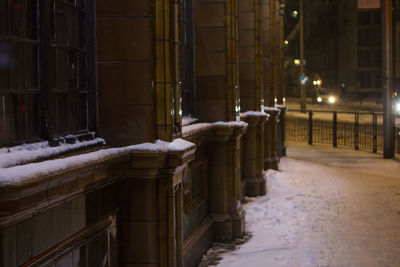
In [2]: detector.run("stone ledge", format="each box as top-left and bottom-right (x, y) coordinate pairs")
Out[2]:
(182, 121), (248, 144)
(240, 111), (270, 122)
(0, 138), (196, 228)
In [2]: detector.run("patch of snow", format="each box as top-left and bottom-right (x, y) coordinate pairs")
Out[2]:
(275, 104), (287, 110)
(287, 109), (384, 124)
(182, 123), (213, 137)
(0, 146), (126, 185)
(241, 111), (268, 117)
(182, 115), (199, 126)
(0, 138), (195, 185)
(0, 138), (106, 169)
(263, 106), (280, 112)
(203, 143), (400, 267)
(213, 121), (248, 127)
(165, 138), (195, 151)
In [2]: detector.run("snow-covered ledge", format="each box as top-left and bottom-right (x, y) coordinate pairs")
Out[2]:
(240, 110), (270, 124)
(182, 123), (213, 139)
(263, 106), (280, 113)
(213, 121), (248, 140)
(0, 136), (106, 169)
(275, 104), (287, 110)
(0, 138), (196, 227)
(182, 121), (249, 145)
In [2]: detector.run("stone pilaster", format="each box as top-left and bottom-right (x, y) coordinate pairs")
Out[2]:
(276, 105), (287, 157)
(121, 139), (196, 267)
(209, 122), (247, 242)
(241, 112), (269, 197)
(264, 107), (279, 170)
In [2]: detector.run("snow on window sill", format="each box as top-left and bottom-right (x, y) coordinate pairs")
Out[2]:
(0, 133), (106, 169)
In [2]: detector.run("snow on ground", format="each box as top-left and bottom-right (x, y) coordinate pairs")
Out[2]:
(286, 97), (383, 113)
(285, 97), (400, 127)
(200, 143), (400, 267)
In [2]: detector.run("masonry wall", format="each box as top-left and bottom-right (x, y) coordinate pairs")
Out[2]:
(0, 156), (128, 266)
(96, 0), (156, 146)
(194, 0), (240, 122)
(0, 1), (286, 267)
(238, 0), (264, 112)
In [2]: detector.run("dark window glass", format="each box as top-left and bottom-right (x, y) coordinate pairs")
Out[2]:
(0, 0), (8, 34)
(357, 10), (381, 90)
(48, 0), (89, 137)
(0, 0), (40, 146)
(0, 0), (94, 146)
(180, 0), (196, 116)
(358, 49), (381, 68)
(359, 71), (382, 89)
(374, 71), (382, 88)
(0, 41), (9, 90)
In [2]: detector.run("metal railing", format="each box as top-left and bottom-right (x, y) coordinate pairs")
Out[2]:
(285, 109), (400, 154)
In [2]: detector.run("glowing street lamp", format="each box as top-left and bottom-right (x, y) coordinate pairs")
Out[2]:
(313, 79), (322, 86)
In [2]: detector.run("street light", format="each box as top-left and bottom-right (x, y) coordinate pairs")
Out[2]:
(395, 102), (400, 113)
(299, 0), (306, 111)
(313, 79), (322, 86)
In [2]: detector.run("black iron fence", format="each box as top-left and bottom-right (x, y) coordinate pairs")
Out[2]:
(286, 109), (400, 154)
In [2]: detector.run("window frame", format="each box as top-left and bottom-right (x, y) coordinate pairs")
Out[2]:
(0, 0), (97, 147)
(179, 0), (196, 118)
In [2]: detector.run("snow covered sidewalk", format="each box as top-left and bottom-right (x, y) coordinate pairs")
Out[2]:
(201, 143), (400, 267)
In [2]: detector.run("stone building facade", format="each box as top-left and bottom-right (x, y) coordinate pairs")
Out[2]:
(0, 0), (286, 266)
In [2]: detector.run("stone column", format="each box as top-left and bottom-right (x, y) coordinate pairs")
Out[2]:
(276, 105), (287, 157)
(261, 0), (279, 171)
(275, 0), (287, 158)
(241, 112), (268, 196)
(264, 108), (279, 170)
(209, 122), (247, 242)
(121, 140), (196, 267)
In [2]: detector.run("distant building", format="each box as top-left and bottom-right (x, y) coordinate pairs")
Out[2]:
(285, 0), (400, 101)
